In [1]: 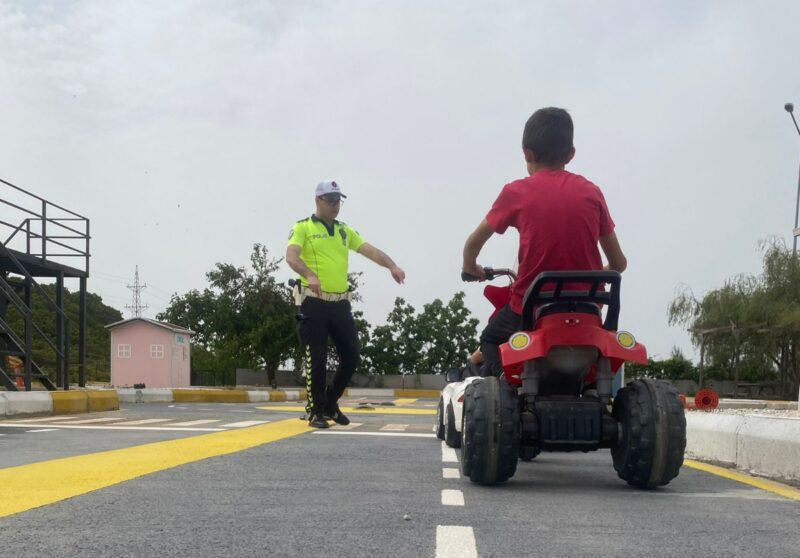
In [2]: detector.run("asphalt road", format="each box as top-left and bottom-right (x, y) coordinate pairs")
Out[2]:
(0, 397), (798, 557)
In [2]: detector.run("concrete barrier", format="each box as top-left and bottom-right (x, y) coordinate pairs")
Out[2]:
(88, 390), (120, 412)
(0, 394), (6, 416)
(117, 388), (174, 403)
(2, 392), (52, 416)
(686, 412), (800, 483)
(51, 391), (89, 414)
(173, 389), (248, 403)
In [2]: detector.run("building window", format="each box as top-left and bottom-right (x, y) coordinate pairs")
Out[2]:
(150, 344), (164, 359)
(118, 344), (131, 358)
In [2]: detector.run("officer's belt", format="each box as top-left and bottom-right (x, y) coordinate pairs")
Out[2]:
(301, 288), (351, 302)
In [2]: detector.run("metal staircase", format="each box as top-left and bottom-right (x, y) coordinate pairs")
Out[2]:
(0, 178), (90, 391)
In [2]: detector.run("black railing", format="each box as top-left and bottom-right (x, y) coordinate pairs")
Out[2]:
(0, 178), (90, 275)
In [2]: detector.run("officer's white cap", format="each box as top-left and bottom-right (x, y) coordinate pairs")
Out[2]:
(315, 180), (347, 198)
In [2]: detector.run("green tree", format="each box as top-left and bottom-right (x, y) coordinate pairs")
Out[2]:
(668, 239), (800, 397)
(157, 244), (296, 384)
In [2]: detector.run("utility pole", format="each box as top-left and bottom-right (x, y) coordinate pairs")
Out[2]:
(784, 103), (800, 254)
(126, 266), (148, 318)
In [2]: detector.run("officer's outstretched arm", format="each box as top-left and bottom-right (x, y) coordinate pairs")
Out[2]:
(357, 243), (405, 284)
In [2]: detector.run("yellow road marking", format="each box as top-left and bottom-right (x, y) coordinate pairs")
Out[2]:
(684, 459), (800, 502)
(257, 405), (436, 416)
(0, 419), (310, 518)
(393, 398), (418, 405)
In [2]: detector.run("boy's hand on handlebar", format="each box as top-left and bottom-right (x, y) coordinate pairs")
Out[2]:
(461, 264), (487, 282)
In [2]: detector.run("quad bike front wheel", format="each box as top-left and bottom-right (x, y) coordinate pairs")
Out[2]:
(445, 402), (461, 448)
(461, 376), (519, 484)
(435, 397), (445, 440)
(612, 379), (686, 488)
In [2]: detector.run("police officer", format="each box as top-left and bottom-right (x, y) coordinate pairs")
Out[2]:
(286, 180), (405, 428)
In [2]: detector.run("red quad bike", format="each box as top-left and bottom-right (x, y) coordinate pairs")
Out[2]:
(460, 270), (687, 488)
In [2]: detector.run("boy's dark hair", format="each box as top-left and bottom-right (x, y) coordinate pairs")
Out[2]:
(522, 107), (574, 166)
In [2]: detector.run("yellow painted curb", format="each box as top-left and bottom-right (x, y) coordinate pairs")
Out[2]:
(51, 391), (89, 414)
(684, 459), (800, 501)
(87, 391), (119, 412)
(298, 390), (308, 401)
(268, 391), (287, 402)
(173, 389), (248, 403)
(394, 389), (440, 398)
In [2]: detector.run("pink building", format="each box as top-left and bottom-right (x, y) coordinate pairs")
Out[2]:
(105, 318), (194, 388)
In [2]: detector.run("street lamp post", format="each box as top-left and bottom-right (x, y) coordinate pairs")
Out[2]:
(785, 103), (800, 254)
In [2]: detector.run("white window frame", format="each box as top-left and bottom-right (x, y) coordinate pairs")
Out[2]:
(118, 344), (131, 358)
(150, 344), (164, 359)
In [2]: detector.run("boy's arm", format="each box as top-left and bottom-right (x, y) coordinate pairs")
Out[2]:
(599, 232), (627, 272)
(462, 219), (495, 279)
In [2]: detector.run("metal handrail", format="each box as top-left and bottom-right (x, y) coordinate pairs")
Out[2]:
(0, 178), (90, 273)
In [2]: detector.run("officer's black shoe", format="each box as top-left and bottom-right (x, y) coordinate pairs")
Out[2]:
(308, 413), (330, 429)
(324, 404), (350, 426)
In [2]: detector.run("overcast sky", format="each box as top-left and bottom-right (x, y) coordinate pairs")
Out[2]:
(1, 0), (799, 362)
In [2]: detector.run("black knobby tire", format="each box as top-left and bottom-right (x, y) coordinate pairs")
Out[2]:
(435, 397), (445, 440)
(460, 376), (519, 484)
(612, 379), (686, 488)
(445, 403), (461, 448)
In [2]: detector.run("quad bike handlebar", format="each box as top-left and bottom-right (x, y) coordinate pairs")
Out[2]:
(520, 270), (621, 332)
(461, 267), (517, 282)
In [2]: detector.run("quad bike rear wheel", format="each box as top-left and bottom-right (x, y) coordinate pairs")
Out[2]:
(612, 379), (686, 488)
(461, 376), (519, 484)
(435, 397), (445, 440)
(445, 402), (461, 448)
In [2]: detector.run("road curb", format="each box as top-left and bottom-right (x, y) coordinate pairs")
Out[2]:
(345, 388), (440, 398)
(686, 411), (800, 483)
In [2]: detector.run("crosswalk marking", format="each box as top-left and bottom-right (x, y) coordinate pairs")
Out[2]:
(10, 416), (77, 423)
(111, 419), (173, 426)
(330, 422), (363, 431)
(60, 417), (124, 425)
(169, 420), (222, 427)
(220, 421), (270, 428)
(379, 424), (409, 431)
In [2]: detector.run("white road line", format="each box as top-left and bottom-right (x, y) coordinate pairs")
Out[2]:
(436, 526), (477, 558)
(441, 489), (465, 506)
(112, 418), (172, 426)
(379, 424), (409, 431)
(58, 417), (124, 425)
(26, 429), (58, 433)
(442, 468), (460, 479)
(169, 419), (222, 427)
(0, 423), (224, 432)
(312, 431), (436, 438)
(8, 416), (76, 423)
(220, 420), (270, 428)
(441, 442), (458, 463)
(330, 422), (363, 431)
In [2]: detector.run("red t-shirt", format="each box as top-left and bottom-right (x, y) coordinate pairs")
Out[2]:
(485, 170), (615, 314)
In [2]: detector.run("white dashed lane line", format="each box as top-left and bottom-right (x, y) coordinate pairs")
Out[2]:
(26, 429), (58, 433)
(112, 418), (173, 426)
(442, 468), (460, 479)
(441, 489), (465, 506)
(59, 417), (125, 425)
(379, 424), (409, 431)
(436, 526), (478, 558)
(441, 443), (458, 463)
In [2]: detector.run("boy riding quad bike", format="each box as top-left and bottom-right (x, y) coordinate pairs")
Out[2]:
(458, 107), (685, 487)
(459, 270), (686, 488)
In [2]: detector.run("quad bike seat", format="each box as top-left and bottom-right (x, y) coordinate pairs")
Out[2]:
(534, 301), (601, 322)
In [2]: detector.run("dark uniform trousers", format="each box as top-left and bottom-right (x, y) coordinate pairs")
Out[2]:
(298, 297), (360, 415)
(479, 304), (521, 377)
